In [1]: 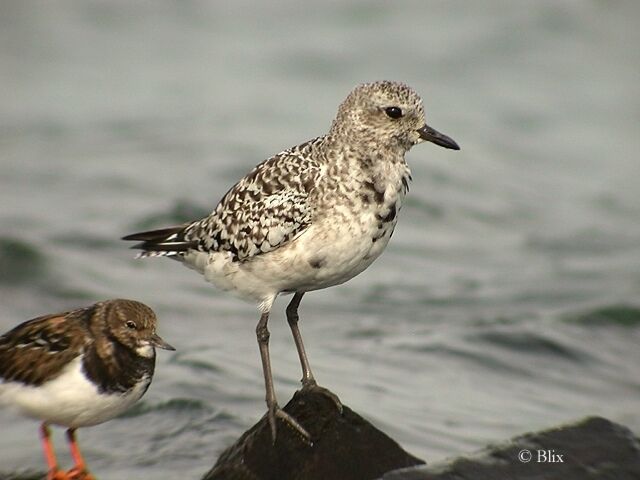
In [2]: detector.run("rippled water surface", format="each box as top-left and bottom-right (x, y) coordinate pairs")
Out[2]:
(1, 1), (639, 478)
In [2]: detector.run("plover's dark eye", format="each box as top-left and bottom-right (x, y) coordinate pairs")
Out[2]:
(125, 321), (137, 330)
(384, 106), (403, 119)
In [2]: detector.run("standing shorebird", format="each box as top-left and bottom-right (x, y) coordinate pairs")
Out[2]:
(123, 80), (459, 441)
(0, 299), (174, 480)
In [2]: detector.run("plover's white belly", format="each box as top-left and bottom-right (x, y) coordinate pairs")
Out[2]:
(181, 205), (398, 306)
(0, 356), (150, 428)
(276, 214), (396, 292)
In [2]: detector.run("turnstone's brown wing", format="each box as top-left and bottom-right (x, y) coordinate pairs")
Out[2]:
(0, 311), (87, 386)
(123, 140), (323, 261)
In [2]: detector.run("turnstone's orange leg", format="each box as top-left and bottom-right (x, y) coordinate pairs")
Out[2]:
(40, 423), (69, 480)
(65, 429), (95, 480)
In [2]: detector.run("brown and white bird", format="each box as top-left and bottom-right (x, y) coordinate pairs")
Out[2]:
(0, 299), (175, 480)
(123, 80), (459, 441)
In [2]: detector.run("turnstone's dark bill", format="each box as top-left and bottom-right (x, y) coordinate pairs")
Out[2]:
(0, 299), (175, 480)
(123, 80), (459, 441)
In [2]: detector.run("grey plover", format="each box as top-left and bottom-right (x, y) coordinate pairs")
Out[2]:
(123, 80), (459, 441)
(0, 299), (174, 480)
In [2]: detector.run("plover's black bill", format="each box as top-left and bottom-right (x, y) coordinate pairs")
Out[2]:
(417, 124), (460, 150)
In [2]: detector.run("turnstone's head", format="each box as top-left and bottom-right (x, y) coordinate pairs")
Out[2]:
(99, 299), (175, 358)
(331, 80), (459, 152)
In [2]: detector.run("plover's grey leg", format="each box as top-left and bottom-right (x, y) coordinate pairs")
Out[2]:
(286, 293), (343, 412)
(285, 293), (315, 386)
(256, 312), (311, 443)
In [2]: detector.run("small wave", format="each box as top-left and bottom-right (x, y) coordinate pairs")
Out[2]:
(0, 237), (47, 286)
(0, 236), (96, 306)
(525, 229), (636, 256)
(169, 354), (225, 374)
(119, 398), (211, 418)
(128, 199), (210, 231)
(563, 305), (640, 327)
(407, 342), (531, 377)
(50, 232), (115, 250)
(0, 470), (44, 480)
(474, 330), (587, 362)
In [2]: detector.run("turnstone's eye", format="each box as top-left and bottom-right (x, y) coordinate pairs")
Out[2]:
(384, 106), (403, 119)
(125, 321), (137, 330)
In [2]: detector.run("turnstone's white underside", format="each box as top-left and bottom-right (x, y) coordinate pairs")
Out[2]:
(0, 356), (151, 428)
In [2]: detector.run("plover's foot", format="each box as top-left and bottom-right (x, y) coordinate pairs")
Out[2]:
(266, 403), (312, 445)
(301, 380), (343, 413)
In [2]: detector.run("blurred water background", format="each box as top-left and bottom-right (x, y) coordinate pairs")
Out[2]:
(1, 1), (639, 478)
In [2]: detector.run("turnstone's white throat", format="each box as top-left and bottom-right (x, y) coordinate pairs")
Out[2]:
(123, 80), (459, 441)
(0, 299), (175, 480)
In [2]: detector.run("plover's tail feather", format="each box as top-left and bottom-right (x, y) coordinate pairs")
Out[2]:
(122, 225), (198, 258)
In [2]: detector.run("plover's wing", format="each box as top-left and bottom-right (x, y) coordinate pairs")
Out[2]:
(124, 146), (322, 261)
(123, 224), (197, 258)
(0, 311), (86, 386)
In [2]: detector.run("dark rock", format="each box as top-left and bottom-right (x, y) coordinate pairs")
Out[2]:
(382, 416), (640, 480)
(203, 388), (425, 480)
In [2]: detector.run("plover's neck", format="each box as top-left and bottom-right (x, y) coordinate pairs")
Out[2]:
(310, 135), (410, 224)
(323, 134), (410, 191)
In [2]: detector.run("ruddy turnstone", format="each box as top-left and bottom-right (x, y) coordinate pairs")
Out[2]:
(0, 299), (175, 480)
(123, 80), (459, 441)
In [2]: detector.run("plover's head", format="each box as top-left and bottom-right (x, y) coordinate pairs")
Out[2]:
(101, 299), (175, 358)
(331, 80), (459, 153)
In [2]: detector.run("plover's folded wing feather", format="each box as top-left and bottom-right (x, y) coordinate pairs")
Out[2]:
(122, 224), (197, 257)
(0, 312), (86, 386)
(186, 149), (321, 261)
(125, 146), (322, 261)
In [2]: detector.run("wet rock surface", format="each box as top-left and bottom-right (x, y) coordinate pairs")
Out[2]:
(203, 388), (424, 480)
(205, 389), (640, 480)
(386, 416), (640, 479)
